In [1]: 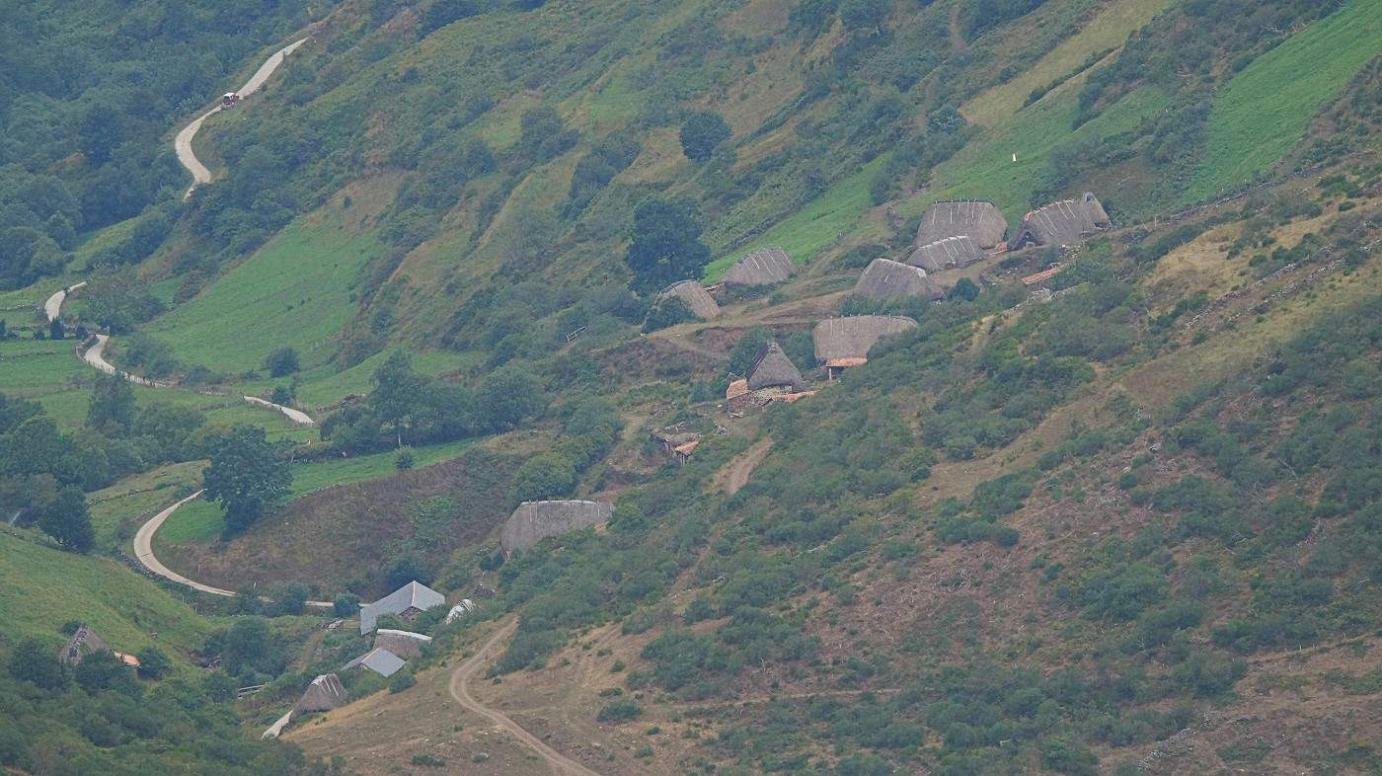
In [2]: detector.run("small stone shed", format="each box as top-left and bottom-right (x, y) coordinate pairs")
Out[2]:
(374, 629), (433, 660)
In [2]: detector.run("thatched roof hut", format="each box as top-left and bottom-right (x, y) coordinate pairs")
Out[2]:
(854, 259), (943, 300)
(294, 674), (347, 714)
(812, 316), (918, 365)
(906, 235), (985, 272)
(500, 499), (613, 554)
(658, 280), (720, 320)
(374, 629), (432, 660)
(1011, 192), (1111, 248)
(57, 625), (110, 666)
(915, 201), (1007, 249)
(722, 247), (794, 287)
(747, 340), (804, 391)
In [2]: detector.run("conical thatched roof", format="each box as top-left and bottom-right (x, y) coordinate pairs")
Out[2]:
(294, 673), (347, 714)
(501, 500), (613, 553)
(57, 625), (110, 666)
(658, 280), (720, 319)
(722, 247), (795, 287)
(915, 201), (1007, 249)
(1012, 192), (1111, 248)
(812, 316), (918, 364)
(854, 259), (943, 300)
(906, 235), (985, 272)
(747, 340), (804, 391)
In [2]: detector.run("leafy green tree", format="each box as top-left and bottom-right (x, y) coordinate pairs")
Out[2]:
(333, 594), (361, 618)
(371, 351), (424, 447)
(8, 638), (66, 691)
(38, 486), (94, 553)
(479, 365), (546, 431)
(509, 452), (577, 504)
(678, 111), (732, 162)
(624, 198), (711, 294)
(202, 425), (291, 536)
(135, 647), (171, 680)
(86, 372), (136, 434)
(264, 347), (300, 377)
(840, 0), (888, 31)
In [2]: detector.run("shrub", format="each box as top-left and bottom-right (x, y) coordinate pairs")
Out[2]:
(597, 699), (642, 723)
(678, 112), (731, 162)
(264, 347), (300, 377)
(389, 671), (416, 693)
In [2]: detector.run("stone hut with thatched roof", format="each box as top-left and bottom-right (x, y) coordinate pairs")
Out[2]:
(1011, 192), (1111, 249)
(722, 247), (794, 287)
(57, 625), (111, 666)
(294, 673), (347, 714)
(500, 499), (613, 554)
(658, 280), (720, 320)
(915, 201), (1008, 250)
(854, 259), (943, 300)
(907, 235), (985, 272)
(813, 316), (918, 378)
(747, 341), (804, 391)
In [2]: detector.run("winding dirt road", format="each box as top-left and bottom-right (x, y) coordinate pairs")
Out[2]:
(133, 491), (332, 608)
(176, 38), (308, 198)
(44, 282), (85, 322)
(449, 620), (602, 776)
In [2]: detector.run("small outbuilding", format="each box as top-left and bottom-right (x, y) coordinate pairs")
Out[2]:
(1010, 192), (1111, 249)
(343, 648), (406, 678)
(722, 247), (795, 287)
(359, 581), (446, 634)
(57, 625), (111, 667)
(854, 259), (943, 300)
(657, 280), (721, 320)
(747, 340), (804, 392)
(813, 316), (918, 378)
(915, 201), (1008, 250)
(906, 235), (986, 272)
(500, 500), (613, 554)
(374, 629), (433, 660)
(294, 673), (348, 714)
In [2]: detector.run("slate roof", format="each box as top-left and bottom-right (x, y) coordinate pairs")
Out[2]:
(343, 648), (406, 678)
(359, 581), (446, 634)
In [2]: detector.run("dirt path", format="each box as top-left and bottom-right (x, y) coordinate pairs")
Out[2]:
(176, 38), (308, 199)
(44, 282), (85, 322)
(133, 491), (333, 608)
(716, 437), (773, 495)
(449, 620), (603, 776)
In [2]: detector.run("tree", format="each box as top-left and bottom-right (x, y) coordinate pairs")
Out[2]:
(840, 0), (888, 31)
(135, 647), (171, 680)
(624, 198), (711, 294)
(478, 365), (546, 431)
(678, 111), (732, 162)
(38, 486), (94, 553)
(86, 372), (135, 434)
(202, 425), (291, 536)
(264, 347), (300, 377)
(48, 318), (64, 340)
(333, 594), (361, 618)
(371, 351), (425, 447)
(509, 453), (577, 504)
(8, 638), (66, 691)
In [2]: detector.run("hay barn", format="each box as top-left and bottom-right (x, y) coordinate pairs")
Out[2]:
(359, 581), (446, 634)
(294, 674), (347, 714)
(915, 201), (1008, 249)
(906, 235), (985, 272)
(813, 316), (918, 377)
(500, 499), (613, 554)
(1011, 192), (1111, 248)
(722, 247), (795, 287)
(854, 259), (943, 300)
(658, 280), (721, 319)
(747, 340), (804, 391)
